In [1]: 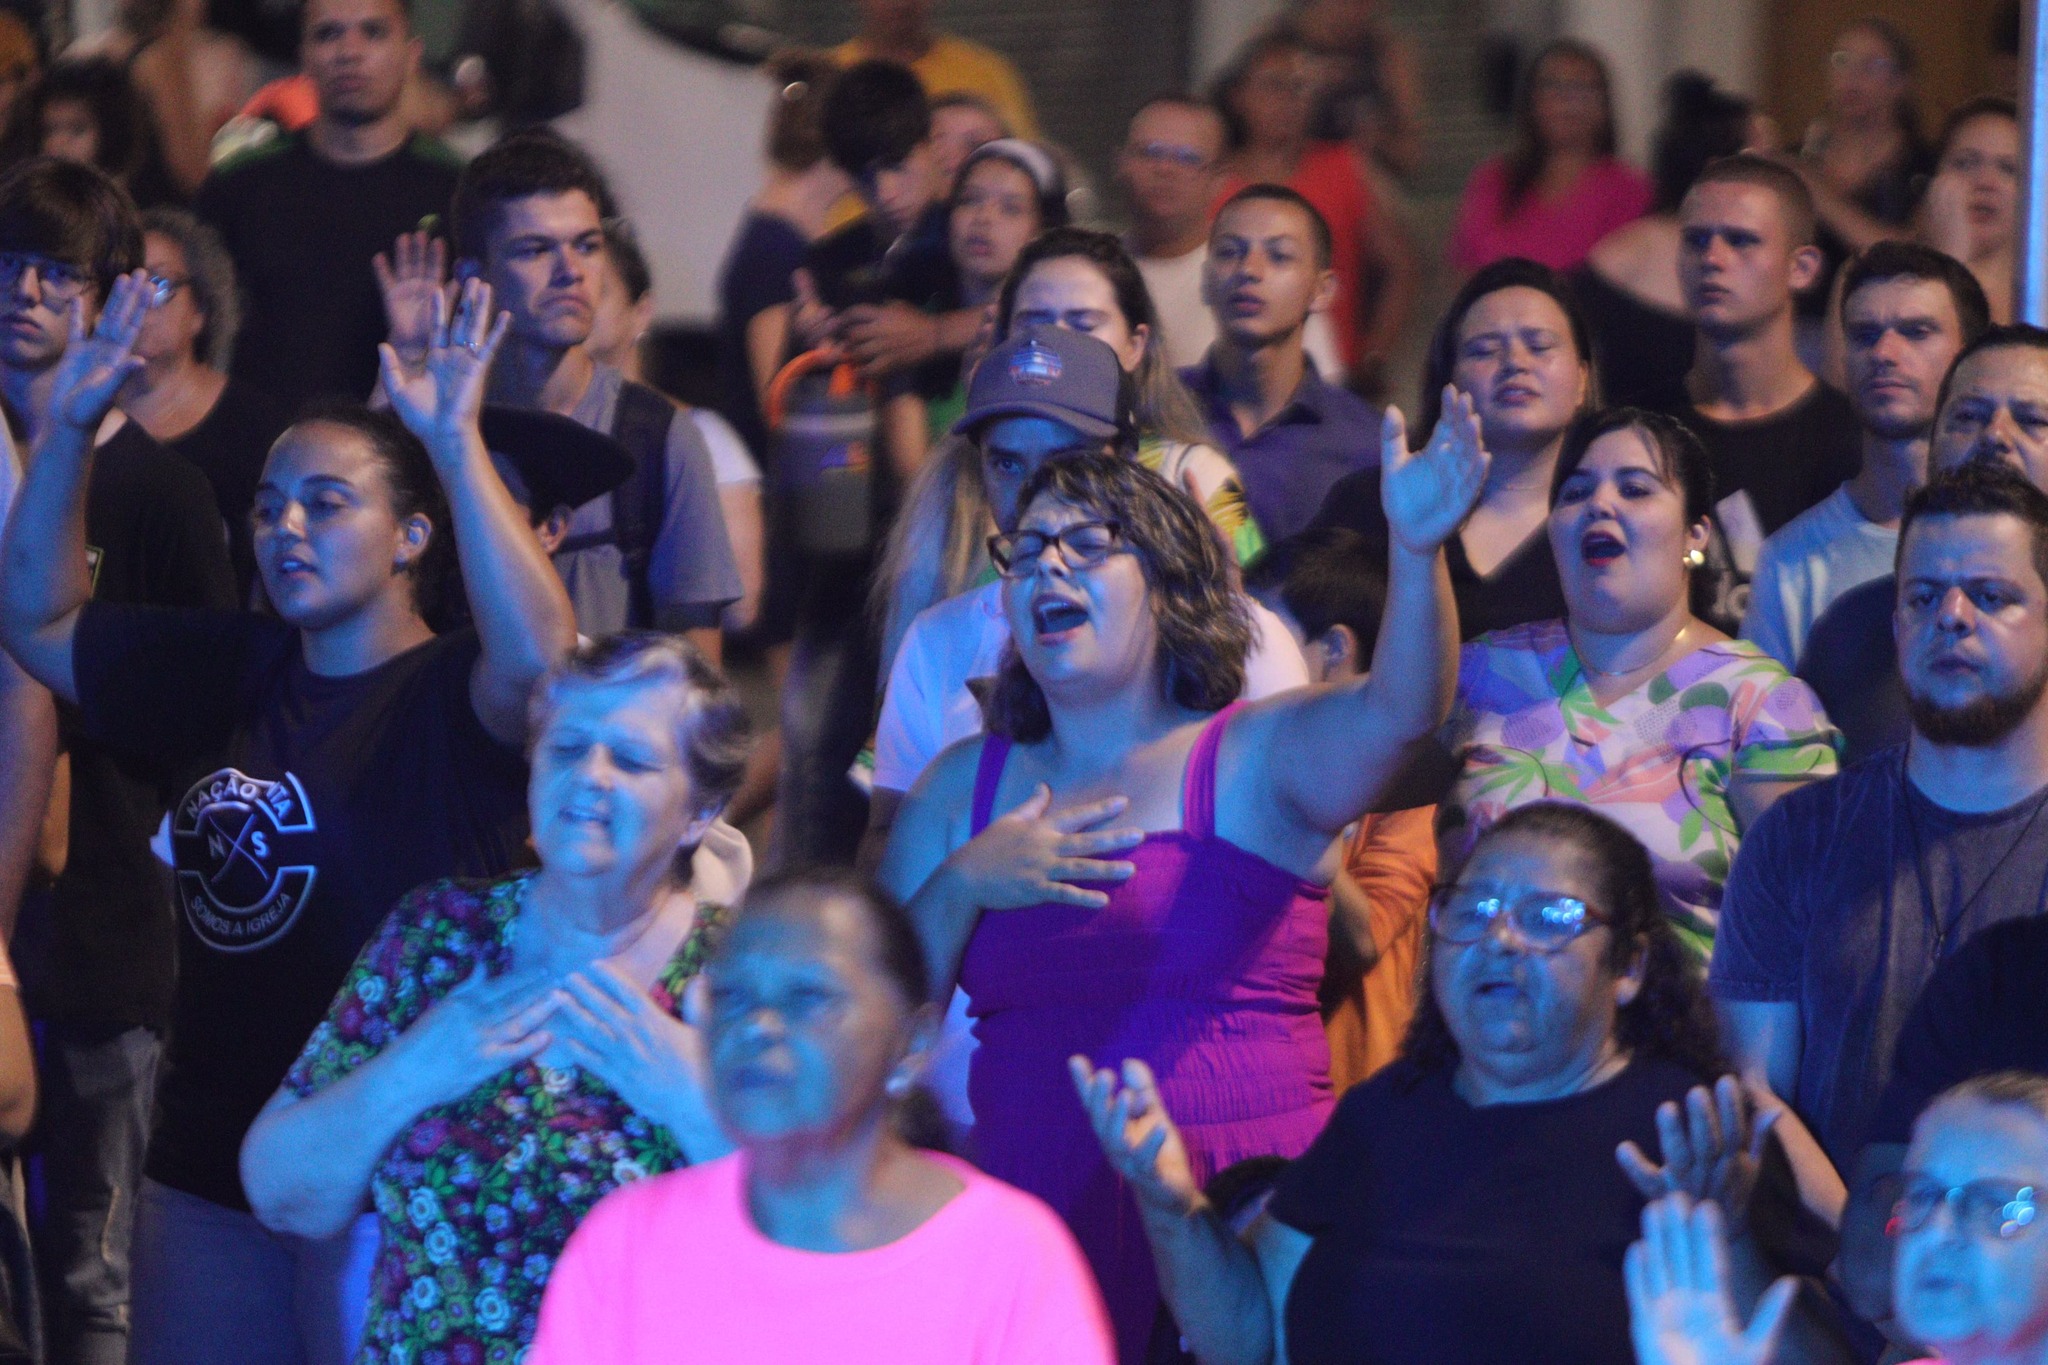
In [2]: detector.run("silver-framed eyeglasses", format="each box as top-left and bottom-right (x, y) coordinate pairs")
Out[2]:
(0, 252), (91, 300)
(988, 520), (1124, 576)
(1894, 1175), (2039, 1240)
(1427, 884), (1609, 953)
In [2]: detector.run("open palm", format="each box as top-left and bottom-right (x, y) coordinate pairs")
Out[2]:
(379, 277), (509, 455)
(1071, 1055), (1201, 1216)
(374, 230), (451, 373)
(1381, 385), (1489, 554)
(49, 271), (153, 431)
(1627, 1195), (1795, 1365)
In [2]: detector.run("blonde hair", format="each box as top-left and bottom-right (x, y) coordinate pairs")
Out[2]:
(873, 434), (994, 677)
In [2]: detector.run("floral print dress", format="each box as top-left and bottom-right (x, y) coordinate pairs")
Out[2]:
(284, 873), (727, 1364)
(1440, 621), (1842, 959)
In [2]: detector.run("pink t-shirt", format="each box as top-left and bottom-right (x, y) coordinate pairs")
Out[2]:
(1450, 154), (1653, 273)
(529, 1151), (1116, 1365)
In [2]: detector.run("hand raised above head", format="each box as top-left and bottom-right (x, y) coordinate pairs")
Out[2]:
(374, 229), (452, 374)
(1626, 1193), (1797, 1365)
(1380, 386), (1489, 554)
(48, 271), (154, 433)
(378, 276), (510, 459)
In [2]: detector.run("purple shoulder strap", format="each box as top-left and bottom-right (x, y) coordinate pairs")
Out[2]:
(1182, 702), (1244, 839)
(969, 733), (1013, 835)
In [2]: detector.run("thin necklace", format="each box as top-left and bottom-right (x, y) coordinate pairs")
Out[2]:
(1579, 621), (1695, 681)
(1900, 770), (2048, 959)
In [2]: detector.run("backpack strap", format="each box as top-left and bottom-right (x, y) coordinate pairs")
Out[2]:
(609, 379), (678, 629)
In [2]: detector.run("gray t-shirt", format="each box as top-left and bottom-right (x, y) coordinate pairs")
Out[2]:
(1711, 748), (2048, 1163)
(554, 364), (742, 635)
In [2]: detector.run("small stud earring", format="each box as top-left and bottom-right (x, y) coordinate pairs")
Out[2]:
(1683, 548), (1706, 569)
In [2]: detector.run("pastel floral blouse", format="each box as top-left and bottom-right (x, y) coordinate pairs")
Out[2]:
(284, 874), (727, 1363)
(1440, 621), (1842, 959)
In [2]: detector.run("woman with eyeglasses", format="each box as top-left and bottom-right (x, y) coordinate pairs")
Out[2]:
(1791, 19), (1935, 261)
(1080, 802), (1838, 1365)
(1436, 409), (1840, 963)
(120, 207), (289, 599)
(882, 404), (1486, 1359)
(1627, 1070), (2048, 1365)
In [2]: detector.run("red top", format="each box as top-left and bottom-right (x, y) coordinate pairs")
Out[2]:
(1451, 154), (1653, 274)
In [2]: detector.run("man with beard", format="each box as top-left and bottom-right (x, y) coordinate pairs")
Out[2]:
(1712, 455), (2048, 1199)
(1744, 243), (1989, 671)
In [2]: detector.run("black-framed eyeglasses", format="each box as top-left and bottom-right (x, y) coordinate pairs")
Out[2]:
(147, 272), (190, 307)
(1427, 884), (1609, 953)
(0, 252), (91, 300)
(988, 520), (1124, 576)
(1895, 1175), (2040, 1240)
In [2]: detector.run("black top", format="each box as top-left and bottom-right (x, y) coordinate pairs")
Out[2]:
(195, 133), (461, 408)
(1572, 266), (1694, 412)
(72, 609), (531, 1209)
(165, 377), (293, 602)
(1796, 573), (1908, 765)
(803, 203), (962, 401)
(22, 423), (235, 1032)
(1869, 914), (2048, 1145)
(1311, 465), (1567, 639)
(715, 210), (808, 460)
(1656, 382), (1863, 540)
(1710, 748), (2048, 1163)
(1269, 1056), (1830, 1365)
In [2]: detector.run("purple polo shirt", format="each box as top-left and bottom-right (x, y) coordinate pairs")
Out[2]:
(1179, 355), (1383, 541)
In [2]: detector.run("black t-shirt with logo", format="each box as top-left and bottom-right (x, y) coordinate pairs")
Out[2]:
(72, 605), (531, 1210)
(23, 421), (235, 1033)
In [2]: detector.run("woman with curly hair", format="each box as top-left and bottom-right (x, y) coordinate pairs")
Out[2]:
(1078, 802), (1838, 1365)
(883, 399), (1488, 1359)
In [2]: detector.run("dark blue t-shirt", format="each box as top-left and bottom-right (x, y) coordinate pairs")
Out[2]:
(1268, 1056), (1828, 1365)
(714, 210), (808, 459)
(1179, 356), (1381, 542)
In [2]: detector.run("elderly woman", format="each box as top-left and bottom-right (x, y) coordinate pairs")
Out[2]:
(1630, 1071), (2048, 1365)
(240, 633), (751, 1361)
(528, 868), (1116, 1363)
(121, 207), (290, 598)
(1437, 408), (1840, 959)
(1080, 802), (1835, 1365)
(1314, 256), (1595, 638)
(882, 406), (1486, 1358)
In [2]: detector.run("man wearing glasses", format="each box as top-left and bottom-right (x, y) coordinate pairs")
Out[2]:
(0, 157), (234, 1365)
(1119, 95), (1229, 371)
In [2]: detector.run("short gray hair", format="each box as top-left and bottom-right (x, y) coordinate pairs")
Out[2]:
(140, 207), (239, 370)
(1927, 1072), (2048, 1129)
(526, 632), (753, 812)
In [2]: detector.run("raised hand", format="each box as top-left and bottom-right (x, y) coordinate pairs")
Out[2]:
(542, 961), (714, 1139)
(48, 271), (153, 433)
(1380, 385), (1489, 554)
(377, 277), (510, 460)
(1071, 1055), (1202, 1216)
(941, 785), (1144, 911)
(373, 230), (452, 376)
(1618, 1075), (1780, 1236)
(394, 962), (558, 1112)
(1626, 1194), (1797, 1365)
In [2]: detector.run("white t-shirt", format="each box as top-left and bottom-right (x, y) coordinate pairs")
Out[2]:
(871, 578), (1311, 795)
(1741, 483), (1898, 671)
(687, 406), (763, 488)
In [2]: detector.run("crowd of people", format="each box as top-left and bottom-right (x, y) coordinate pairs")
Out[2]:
(0, 0), (2036, 1362)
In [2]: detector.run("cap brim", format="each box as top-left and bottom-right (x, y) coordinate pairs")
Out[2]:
(952, 399), (1119, 441)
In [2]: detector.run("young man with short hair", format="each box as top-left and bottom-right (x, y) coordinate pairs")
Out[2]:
(0, 158), (235, 1365)
(1801, 325), (2048, 759)
(1744, 242), (1989, 669)
(1119, 94), (1228, 370)
(414, 131), (740, 653)
(1180, 183), (1382, 542)
(1661, 154), (1861, 577)
(195, 0), (460, 408)
(1715, 430), (2048, 1184)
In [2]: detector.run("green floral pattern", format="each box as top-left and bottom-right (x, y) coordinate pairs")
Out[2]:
(1442, 621), (1841, 958)
(283, 875), (726, 1363)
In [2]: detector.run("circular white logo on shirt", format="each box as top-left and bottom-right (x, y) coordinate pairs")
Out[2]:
(171, 768), (318, 953)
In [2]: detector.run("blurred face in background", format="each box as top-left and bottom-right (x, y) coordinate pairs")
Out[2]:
(1940, 113), (2021, 258)
(39, 99), (99, 168)
(134, 230), (205, 367)
(1528, 49), (1608, 156)
(1118, 101), (1225, 239)
(1231, 45), (1315, 149)
(301, 0), (417, 128)
(1826, 22), (1909, 128)
(929, 100), (1004, 197)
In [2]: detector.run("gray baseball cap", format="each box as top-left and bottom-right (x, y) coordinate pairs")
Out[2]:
(954, 326), (1123, 441)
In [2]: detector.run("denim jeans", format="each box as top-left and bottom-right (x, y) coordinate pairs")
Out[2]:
(30, 1022), (160, 1365)
(126, 1180), (376, 1365)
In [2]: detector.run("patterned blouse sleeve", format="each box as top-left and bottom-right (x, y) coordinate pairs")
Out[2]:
(1730, 662), (1843, 781)
(281, 878), (485, 1099)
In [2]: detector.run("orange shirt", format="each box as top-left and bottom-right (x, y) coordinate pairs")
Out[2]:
(1324, 804), (1437, 1093)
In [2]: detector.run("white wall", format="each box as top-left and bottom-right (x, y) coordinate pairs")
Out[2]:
(1561, 0), (1763, 166)
(552, 0), (773, 324)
